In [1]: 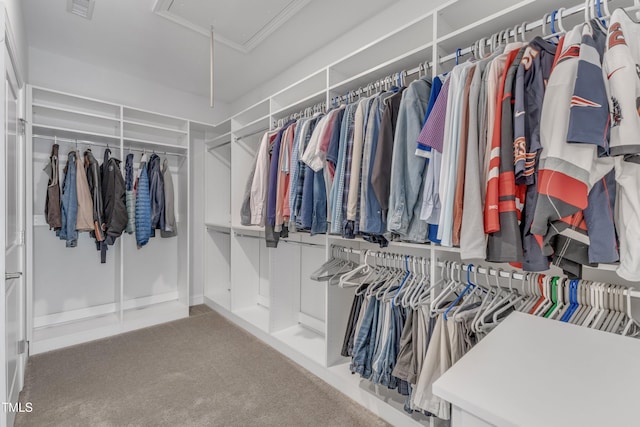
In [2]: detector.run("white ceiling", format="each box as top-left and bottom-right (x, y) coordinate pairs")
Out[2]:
(23, 0), (396, 104)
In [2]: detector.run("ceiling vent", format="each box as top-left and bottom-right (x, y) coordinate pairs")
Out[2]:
(66, 0), (95, 20)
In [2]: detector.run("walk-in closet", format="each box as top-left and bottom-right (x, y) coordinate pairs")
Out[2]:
(3, 0), (640, 426)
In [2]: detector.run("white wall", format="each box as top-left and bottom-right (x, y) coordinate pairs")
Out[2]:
(230, 0), (442, 115)
(29, 46), (229, 125)
(3, 0), (28, 82)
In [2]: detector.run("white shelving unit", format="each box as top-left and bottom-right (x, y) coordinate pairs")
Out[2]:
(199, 0), (640, 426)
(26, 85), (193, 354)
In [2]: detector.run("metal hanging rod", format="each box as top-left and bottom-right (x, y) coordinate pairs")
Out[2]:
(233, 231), (263, 240)
(235, 128), (270, 142)
(435, 260), (640, 298)
(124, 146), (187, 158)
(33, 134), (186, 157)
(207, 228), (231, 235)
(438, 0), (630, 65)
(33, 134), (115, 150)
(333, 0), (630, 102)
(281, 239), (326, 248)
(274, 101), (327, 127)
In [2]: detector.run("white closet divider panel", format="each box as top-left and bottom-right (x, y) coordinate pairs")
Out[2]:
(230, 233), (270, 332)
(204, 228), (231, 310)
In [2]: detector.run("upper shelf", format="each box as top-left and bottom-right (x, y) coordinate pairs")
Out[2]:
(206, 132), (232, 150)
(123, 107), (188, 133)
(32, 124), (121, 146)
(270, 70), (327, 114)
(328, 13), (434, 87)
(232, 99), (270, 129)
(233, 115), (270, 140)
(328, 43), (434, 95)
(31, 86), (121, 120)
(32, 105), (121, 139)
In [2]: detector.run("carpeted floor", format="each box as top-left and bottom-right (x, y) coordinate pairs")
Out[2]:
(15, 306), (389, 427)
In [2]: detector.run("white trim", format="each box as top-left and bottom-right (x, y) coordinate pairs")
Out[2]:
(153, 0), (312, 54)
(3, 9), (23, 89)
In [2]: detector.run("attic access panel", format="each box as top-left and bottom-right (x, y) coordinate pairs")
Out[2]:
(153, 0), (312, 53)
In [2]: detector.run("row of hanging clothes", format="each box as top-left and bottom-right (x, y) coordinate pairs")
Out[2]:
(241, 1), (640, 282)
(43, 139), (177, 263)
(311, 245), (640, 421)
(419, 3), (640, 281)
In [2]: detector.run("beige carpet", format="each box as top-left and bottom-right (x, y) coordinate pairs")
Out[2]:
(15, 306), (389, 427)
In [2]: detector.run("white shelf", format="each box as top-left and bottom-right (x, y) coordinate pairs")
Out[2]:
(328, 42), (434, 94)
(234, 115), (271, 139)
(123, 119), (189, 135)
(32, 123), (121, 145)
(32, 103), (121, 123)
(231, 99), (270, 127)
(233, 305), (270, 332)
(205, 132), (232, 150)
(122, 300), (188, 332)
(31, 313), (121, 355)
(123, 107), (189, 132)
(272, 324), (326, 366)
(433, 313), (640, 427)
(271, 90), (327, 120)
(31, 85), (121, 119)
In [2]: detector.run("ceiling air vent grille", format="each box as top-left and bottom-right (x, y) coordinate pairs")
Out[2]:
(66, 0), (95, 20)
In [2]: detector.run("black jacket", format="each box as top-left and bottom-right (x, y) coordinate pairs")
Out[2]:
(148, 154), (165, 236)
(101, 148), (128, 245)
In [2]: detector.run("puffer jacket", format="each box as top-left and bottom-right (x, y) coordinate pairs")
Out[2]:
(148, 153), (165, 236)
(125, 153), (135, 234)
(135, 160), (152, 248)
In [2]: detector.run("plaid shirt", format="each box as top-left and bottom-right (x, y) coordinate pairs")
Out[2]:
(341, 103), (359, 237)
(288, 118), (309, 228)
(330, 104), (357, 234)
(292, 117), (320, 224)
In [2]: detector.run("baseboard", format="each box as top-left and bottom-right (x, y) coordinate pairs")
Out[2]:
(190, 294), (204, 306)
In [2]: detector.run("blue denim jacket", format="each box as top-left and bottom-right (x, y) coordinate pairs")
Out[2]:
(387, 77), (432, 242)
(57, 151), (78, 247)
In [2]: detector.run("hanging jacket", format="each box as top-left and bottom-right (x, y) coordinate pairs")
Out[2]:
(148, 153), (165, 236)
(101, 148), (128, 248)
(75, 152), (94, 232)
(84, 149), (105, 254)
(161, 158), (177, 238)
(44, 143), (62, 230)
(135, 160), (152, 248)
(56, 151), (78, 247)
(125, 153), (135, 234)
